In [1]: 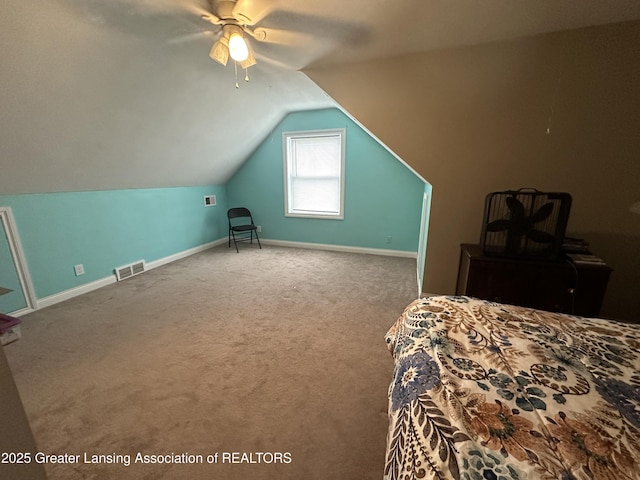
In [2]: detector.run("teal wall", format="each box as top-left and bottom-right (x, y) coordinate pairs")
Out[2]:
(0, 108), (426, 313)
(0, 186), (227, 301)
(0, 218), (27, 313)
(226, 108), (425, 252)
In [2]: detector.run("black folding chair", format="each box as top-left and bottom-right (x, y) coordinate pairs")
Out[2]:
(227, 207), (262, 253)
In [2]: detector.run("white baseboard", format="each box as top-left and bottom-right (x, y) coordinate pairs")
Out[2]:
(261, 239), (417, 258)
(36, 238), (226, 311)
(31, 237), (413, 312)
(145, 238), (227, 270)
(6, 307), (38, 318)
(37, 276), (117, 310)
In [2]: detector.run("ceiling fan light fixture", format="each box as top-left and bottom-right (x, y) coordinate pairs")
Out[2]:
(209, 36), (229, 66)
(239, 41), (256, 69)
(205, 16), (258, 87)
(228, 31), (249, 62)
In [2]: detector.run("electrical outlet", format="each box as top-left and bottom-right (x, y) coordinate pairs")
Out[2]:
(74, 264), (85, 276)
(257, 225), (262, 233)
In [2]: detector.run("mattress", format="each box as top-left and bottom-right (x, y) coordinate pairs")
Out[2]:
(384, 295), (640, 480)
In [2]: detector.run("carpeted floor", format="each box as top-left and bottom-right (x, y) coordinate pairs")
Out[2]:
(5, 245), (419, 479)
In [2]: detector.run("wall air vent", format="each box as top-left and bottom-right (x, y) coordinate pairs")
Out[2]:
(114, 260), (146, 281)
(204, 195), (217, 207)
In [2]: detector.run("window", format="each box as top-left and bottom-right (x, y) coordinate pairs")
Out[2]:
(283, 129), (345, 219)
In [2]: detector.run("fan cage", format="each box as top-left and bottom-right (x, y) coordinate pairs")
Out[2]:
(480, 190), (572, 259)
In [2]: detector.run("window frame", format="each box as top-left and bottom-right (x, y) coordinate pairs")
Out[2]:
(282, 128), (346, 220)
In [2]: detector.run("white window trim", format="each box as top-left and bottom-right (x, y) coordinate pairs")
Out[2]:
(283, 128), (346, 220)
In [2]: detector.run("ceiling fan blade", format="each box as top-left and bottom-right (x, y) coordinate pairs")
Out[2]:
(168, 30), (217, 45)
(201, 12), (223, 25)
(252, 53), (293, 70)
(249, 27), (311, 47)
(181, 0), (217, 19)
(232, 0), (278, 25)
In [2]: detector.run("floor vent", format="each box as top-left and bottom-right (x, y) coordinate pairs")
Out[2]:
(115, 260), (146, 281)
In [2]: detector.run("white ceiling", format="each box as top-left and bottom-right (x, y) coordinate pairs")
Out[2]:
(2, 0), (640, 194)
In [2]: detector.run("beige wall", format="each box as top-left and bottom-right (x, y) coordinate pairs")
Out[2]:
(305, 21), (640, 321)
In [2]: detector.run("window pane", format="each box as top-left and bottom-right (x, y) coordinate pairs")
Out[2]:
(293, 137), (341, 177)
(291, 178), (340, 214)
(284, 129), (344, 218)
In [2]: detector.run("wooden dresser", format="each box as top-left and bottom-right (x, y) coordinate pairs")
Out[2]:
(456, 243), (611, 317)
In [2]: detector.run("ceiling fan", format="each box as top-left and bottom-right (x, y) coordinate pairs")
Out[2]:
(192, 0), (305, 80)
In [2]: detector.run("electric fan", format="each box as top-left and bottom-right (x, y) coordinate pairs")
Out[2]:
(480, 189), (572, 259)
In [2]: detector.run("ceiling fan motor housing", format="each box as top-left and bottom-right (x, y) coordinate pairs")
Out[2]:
(480, 188), (572, 259)
(217, 1), (238, 21)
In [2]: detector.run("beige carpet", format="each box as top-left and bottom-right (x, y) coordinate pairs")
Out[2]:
(5, 245), (419, 480)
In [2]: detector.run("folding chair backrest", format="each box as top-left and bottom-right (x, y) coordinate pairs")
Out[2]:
(228, 207), (252, 221)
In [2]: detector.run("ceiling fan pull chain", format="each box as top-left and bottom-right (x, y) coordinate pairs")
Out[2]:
(245, 67), (250, 82)
(234, 61), (239, 88)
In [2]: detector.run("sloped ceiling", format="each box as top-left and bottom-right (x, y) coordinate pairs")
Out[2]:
(2, 0), (640, 195)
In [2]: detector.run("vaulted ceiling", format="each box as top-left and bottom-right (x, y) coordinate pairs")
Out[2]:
(2, 0), (640, 195)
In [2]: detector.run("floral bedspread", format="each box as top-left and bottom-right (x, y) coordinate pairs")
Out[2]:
(384, 295), (640, 480)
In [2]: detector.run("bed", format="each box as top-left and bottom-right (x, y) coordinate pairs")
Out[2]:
(384, 295), (640, 480)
